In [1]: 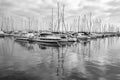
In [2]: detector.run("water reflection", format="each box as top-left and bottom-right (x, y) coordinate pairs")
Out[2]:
(0, 37), (120, 80)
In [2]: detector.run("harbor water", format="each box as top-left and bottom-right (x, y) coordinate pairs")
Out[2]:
(0, 37), (120, 80)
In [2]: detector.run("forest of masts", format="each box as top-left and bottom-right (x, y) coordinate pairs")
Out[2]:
(0, 3), (120, 33)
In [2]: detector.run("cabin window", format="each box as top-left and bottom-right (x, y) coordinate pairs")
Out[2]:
(61, 36), (66, 39)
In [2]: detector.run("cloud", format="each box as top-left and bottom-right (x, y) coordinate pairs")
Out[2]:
(0, 0), (120, 25)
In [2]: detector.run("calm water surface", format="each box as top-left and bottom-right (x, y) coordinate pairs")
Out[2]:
(0, 37), (120, 80)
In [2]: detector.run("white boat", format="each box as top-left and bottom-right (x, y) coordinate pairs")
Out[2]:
(29, 32), (75, 45)
(77, 33), (91, 40)
(15, 33), (35, 42)
(0, 31), (5, 37)
(31, 34), (61, 44)
(15, 37), (29, 42)
(58, 35), (77, 42)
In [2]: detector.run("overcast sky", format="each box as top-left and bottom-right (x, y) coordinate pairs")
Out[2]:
(0, 0), (120, 25)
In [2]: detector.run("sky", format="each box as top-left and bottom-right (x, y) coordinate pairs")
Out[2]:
(0, 0), (120, 27)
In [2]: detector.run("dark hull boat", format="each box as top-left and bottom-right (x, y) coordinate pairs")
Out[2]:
(36, 40), (75, 47)
(37, 42), (60, 47)
(0, 31), (5, 37)
(15, 33), (35, 42)
(29, 36), (60, 45)
(31, 38), (59, 43)
(15, 37), (29, 42)
(0, 34), (5, 37)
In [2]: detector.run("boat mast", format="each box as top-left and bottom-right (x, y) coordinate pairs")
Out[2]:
(52, 8), (54, 32)
(78, 16), (80, 32)
(11, 17), (14, 32)
(62, 4), (64, 33)
(28, 17), (31, 32)
(21, 18), (24, 31)
(89, 12), (92, 33)
(70, 24), (72, 31)
(36, 18), (38, 32)
(1, 15), (3, 31)
(62, 4), (66, 32)
(82, 15), (87, 32)
(6, 17), (9, 32)
(73, 18), (76, 32)
(57, 2), (60, 32)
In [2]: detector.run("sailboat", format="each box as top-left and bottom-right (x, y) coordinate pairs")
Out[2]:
(29, 5), (61, 45)
(0, 16), (5, 37)
(15, 18), (35, 42)
(0, 31), (5, 37)
(57, 4), (77, 43)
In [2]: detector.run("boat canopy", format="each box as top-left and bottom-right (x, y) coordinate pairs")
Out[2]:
(22, 33), (34, 38)
(39, 32), (53, 37)
(0, 31), (4, 34)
